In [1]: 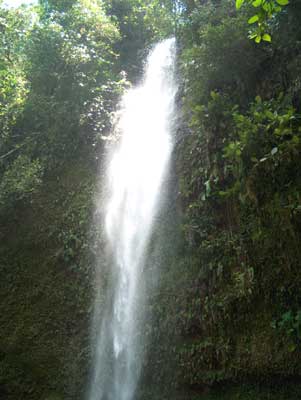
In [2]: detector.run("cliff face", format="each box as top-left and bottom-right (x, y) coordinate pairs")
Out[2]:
(0, 152), (96, 400)
(139, 3), (301, 399)
(139, 119), (301, 398)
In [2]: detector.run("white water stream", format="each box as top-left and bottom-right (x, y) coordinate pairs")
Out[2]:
(89, 38), (177, 400)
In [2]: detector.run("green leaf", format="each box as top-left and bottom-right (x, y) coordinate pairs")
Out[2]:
(236, 0), (244, 9)
(262, 2), (272, 12)
(262, 33), (272, 42)
(248, 15), (259, 24)
(276, 0), (289, 5)
(248, 32), (258, 39)
(255, 34), (262, 43)
(252, 0), (262, 6)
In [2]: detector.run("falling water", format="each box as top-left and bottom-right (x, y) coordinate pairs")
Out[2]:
(89, 38), (177, 400)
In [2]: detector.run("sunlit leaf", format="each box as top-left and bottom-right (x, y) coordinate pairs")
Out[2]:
(236, 0), (244, 9)
(276, 0), (289, 5)
(262, 33), (272, 42)
(248, 15), (259, 24)
(252, 0), (262, 7)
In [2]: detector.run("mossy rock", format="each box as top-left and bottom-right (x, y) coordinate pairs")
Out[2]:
(0, 155), (96, 400)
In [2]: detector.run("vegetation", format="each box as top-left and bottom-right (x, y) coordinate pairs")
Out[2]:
(236, 0), (289, 42)
(0, 0), (300, 399)
(158, 0), (301, 395)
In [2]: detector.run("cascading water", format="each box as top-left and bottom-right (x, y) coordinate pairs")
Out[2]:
(89, 38), (177, 400)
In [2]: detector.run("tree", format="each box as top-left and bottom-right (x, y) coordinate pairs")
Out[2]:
(0, 0), (122, 211)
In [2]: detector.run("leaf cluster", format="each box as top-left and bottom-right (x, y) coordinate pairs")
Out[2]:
(236, 0), (289, 42)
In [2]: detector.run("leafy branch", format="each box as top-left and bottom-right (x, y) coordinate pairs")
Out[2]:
(236, 0), (289, 43)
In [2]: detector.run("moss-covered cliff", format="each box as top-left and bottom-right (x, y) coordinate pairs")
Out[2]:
(139, 1), (301, 398)
(0, 151), (96, 399)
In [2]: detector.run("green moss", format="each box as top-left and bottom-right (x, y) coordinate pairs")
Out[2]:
(0, 153), (96, 399)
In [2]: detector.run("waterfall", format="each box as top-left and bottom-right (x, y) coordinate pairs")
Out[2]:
(89, 38), (177, 400)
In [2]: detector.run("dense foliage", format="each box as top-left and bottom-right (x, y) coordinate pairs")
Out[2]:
(0, 0), (124, 211)
(0, 0), (178, 212)
(164, 0), (301, 392)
